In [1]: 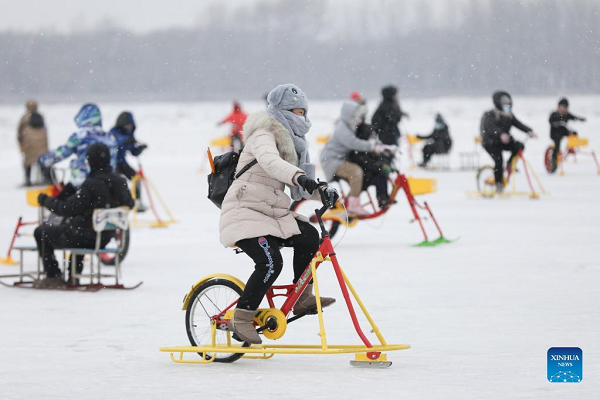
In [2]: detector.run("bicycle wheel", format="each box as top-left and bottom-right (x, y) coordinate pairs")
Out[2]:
(544, 147), (558, 174)
(476, 166), (497, 198)
(290, 199), (341, 239)
(100, 229), (130, 266)
(185, 278), (248, 363)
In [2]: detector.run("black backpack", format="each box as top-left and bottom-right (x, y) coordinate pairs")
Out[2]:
(207, 151), (257, 208)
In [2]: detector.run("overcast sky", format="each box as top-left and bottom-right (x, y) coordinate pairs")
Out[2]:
(0, 0), (480, 34)
(0, 0), (219, 33)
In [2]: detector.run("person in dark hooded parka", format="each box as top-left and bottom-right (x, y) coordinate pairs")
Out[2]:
(110, 111), (147, 179)
(371, 85), (409, 146)
(480, 91), (536, 192)
(109, 111), (147, 209)
(417, 114), (452, 167)
(34, 142), (135, 288)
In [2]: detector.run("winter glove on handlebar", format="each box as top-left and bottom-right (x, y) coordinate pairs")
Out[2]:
(373, 144), (398, 154)
(38, 194), (49, 207)
(297, 175), (319, 194)
(382, 164), (394, 175)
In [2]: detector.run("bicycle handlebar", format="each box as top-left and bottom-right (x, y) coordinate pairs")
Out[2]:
(317, 181), (339, 209)
(314, 181), (340, 238)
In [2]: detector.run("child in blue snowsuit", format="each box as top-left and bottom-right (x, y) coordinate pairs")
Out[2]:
(109, 111), (148, 210)
(38, 103), (116, 187)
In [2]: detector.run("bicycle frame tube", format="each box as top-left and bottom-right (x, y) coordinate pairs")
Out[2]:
(347, 173), (403, 221)
(211, 198), (378, 349)
(517, 150), (538, 196)
(281, 235), (374, 349)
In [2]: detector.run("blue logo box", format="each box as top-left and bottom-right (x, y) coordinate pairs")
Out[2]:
(547, 347), (582, 383)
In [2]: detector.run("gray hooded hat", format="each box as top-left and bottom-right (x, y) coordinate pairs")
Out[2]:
(320, 101), (373, 181)
(266, 84), (315, 200)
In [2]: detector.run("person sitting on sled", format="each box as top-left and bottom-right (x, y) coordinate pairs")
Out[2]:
(218, 101), (247, 152)
(221, 84), (335, 345)
(321, 101), (396, 215)
(480, 91), (537, 193)
(38, 103), (116, 187)
(548, 97), (586, 168)
(417, 114), (452, 168)
(34, 142), (134, 289)
(109, 111), (148, 211)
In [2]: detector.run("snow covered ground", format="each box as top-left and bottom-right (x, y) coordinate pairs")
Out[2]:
(0, 96), (599, 399)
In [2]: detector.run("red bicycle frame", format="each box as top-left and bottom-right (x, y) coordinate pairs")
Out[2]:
(506, 149), (538, 197)
(211, 201), (378, 351)
(332, 172), (444, 243)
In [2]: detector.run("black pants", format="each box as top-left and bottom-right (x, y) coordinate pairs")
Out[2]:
(483, 139), (524, 185)
(24, 165), (51, 186)
(422, 143), (450, 165)
(24, 166), (33, 186)
(363, 171), (389, 202)
(551, 132), (577, 163)
(235, 220), (320, 310)
(34, 223), (95, 278)
(117, 162), (141, 201)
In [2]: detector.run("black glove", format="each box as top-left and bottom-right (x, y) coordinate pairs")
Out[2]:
(38, 193), (49, 207)
(137, 144), (148, 153)
(297, 175), (319, 194)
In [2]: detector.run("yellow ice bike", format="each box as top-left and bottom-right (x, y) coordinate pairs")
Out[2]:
(476, 146), (545, 199)
(160, 184), (410, 367)
(544, 134), (600, 175)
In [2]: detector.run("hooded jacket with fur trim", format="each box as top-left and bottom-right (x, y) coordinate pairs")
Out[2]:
(219, 112), (308, 247)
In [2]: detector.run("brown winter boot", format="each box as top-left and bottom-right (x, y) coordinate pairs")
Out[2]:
(293, 284), (336, 315)
(228, 309), (262, 344)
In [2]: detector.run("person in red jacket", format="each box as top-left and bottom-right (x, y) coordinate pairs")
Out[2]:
(218, 101), (247, 151)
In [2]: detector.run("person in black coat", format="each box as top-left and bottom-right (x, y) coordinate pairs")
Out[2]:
(348, 121), (394, 207)
(549, 98), (586, 165)
(371, 85), (409, 146)
(480, 91), (537, 192)
(417, 114), (452, 167)
(109, 111), (148, 211)
(34, 142), (135, 288)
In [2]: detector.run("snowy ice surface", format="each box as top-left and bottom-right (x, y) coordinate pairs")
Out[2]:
(0, 96), (599, 399)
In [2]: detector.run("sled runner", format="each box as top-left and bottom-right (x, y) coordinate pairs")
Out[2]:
(160, 184), (410, 367)
(0, 279), (143, 291)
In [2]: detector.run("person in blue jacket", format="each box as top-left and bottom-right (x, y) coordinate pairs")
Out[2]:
(38, 103), (116, 187)
(109, 111), (148, 211)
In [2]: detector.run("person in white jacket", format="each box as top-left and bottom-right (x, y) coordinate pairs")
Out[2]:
(220, 84), (335, 345)
(320, 101), (396, 215)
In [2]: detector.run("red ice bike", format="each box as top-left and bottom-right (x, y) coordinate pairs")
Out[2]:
(544, 134), (600, 175)
(291, 168), (451, 247)
(160, 184), (410, 367)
